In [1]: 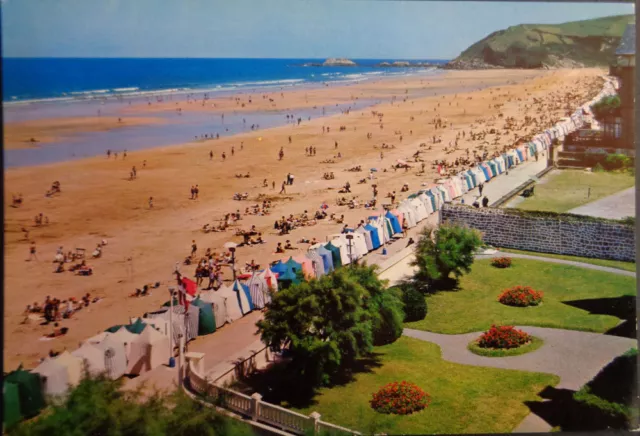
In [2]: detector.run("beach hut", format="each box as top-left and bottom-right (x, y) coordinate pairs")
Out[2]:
(33, 358), (70, 398)
(199, 291), (229, 327)
(4, 380), (22, 428)
(110, 326), (139, 360)
(232, 280), (254, 314)
(324, 242), (343, 268)
(314, 245), (334, 273)
(191, 297), (216, 335)
(247, 272), (270, 309)
(327, 236), (352, 265)
(356, 226), (373, 251)
(363, 224), (381, 249)
(127, 326), (170, 375)
(92, 335), (128, 380)
(270, 261), (287, 276)
(54, 351), (84, 387)
(261, 267), (279, 293)
(171, 304), (200, 342)
(284, 257), (303, 276)
(72, 343), (107, 377)
(216, 284), (244, 322)
(4, 368), (45, 419)
(125, 318), (147, 334)
(385, 211), (401, 234)
(305, 250), (326, 278)
(293, 255), (315, 278)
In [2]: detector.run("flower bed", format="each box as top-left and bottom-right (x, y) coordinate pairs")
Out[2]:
(491, 257), (512, 268)
(476, 325), (531, 349)
(370, 381), (430, 415)
(498, 286), (543, 307)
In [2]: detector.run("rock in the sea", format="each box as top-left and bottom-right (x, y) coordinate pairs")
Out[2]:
(322, 58), (357, 66)
(391, 61), (411, 67)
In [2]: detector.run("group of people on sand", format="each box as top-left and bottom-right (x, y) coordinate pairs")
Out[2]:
(23, 293), (100, 327)
(274, 211), (317, 236)
(52, 241), (106, 275)
(243, 200), (272, 216)
(106, 149), (127, 160)
(275, 239), (298, 253)
(190, 185), (200, 200)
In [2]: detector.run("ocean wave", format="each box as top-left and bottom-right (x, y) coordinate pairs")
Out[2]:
(113, 87), (139, 92)
(231, 78), (306, 87)
(70, 89), (110, 95)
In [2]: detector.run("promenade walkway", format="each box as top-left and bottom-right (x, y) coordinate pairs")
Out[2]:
(568, 186), (636, 220)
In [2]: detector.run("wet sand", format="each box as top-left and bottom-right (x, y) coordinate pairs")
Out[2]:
(3, 68), (605, 369)
(4, 116), (164, 149)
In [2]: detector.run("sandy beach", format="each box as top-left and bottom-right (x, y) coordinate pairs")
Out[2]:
(3, 68), (605, 369)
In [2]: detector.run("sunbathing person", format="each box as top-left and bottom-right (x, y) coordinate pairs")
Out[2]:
(275, 243), (285, 254)
(284, 240), (295, 250)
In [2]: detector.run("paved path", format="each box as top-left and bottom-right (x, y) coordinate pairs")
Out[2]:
(459, 158), (548, 208)
(568, 186), (636, 220)
(404, 327), (635, 433)
(476, 251), (636, 277)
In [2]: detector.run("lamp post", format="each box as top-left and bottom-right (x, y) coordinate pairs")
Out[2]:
(229, 247), (237, 281)
(168, 286), (176, 366)
(345, 234), (354, 267)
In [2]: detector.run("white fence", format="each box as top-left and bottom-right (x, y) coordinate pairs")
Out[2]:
(186, 359), (361, 435)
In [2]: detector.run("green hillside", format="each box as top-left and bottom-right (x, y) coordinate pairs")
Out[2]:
(446, 14), (634, 69)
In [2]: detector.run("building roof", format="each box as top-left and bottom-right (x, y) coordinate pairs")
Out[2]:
(616, 23), (635, 56)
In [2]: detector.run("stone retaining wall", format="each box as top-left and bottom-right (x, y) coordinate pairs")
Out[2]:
(440, 204), (635, 262)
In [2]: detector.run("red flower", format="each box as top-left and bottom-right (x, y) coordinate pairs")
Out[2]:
(477, 325), (531, 349)
(370, 381), (430, 415)
(498, 286), (543, 307)
(491, 257), (512, 268)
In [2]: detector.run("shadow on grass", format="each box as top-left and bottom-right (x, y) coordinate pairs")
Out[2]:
(232, 352), (384, 409)
(524, 348), (638, 431)
(398, 276), (461, 295)
(562, 296), (636, 338)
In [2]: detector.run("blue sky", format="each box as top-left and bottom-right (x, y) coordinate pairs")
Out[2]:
(2, 0), (634, 59)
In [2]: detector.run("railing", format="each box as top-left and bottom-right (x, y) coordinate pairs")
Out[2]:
(258, 401), (312, 434)
(185, 355), (361, 435)
(317, 420), (362, 435)
(213, 385), (253, 416)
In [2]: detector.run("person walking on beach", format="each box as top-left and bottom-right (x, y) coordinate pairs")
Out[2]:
(289, 174), (295, 185)
(231, 146), (235, 157)
(478, 182), (484, 197)
(27, 242), (37, 261)
(335, 141), (338, 149)
(380, 152), (384, 160)
(194, 185), (200, 199)
(272, 181), (275, 190)
(209, 151), (213, 160)
(190, 186), (195, 200)
(107, 150), (111, 159)
(288, 136), (292, 144)
(286, 173), (291, 185)
(279, 182), (286, 194)
(132, 166), (137, 178)
(191, 240), (197, 258)
(279, 148), (284, 161)
(123, 150), (127, 160)
(148, 197), (153, 209)
(222, 152), (226, 161)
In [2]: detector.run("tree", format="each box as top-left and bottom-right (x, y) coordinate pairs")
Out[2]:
(410, 224), (483, 291)
(8, 374), (254, 436)
(257, 268), (376, 387)
(398, 284), (427, 322)
(342, 264), (404, 346)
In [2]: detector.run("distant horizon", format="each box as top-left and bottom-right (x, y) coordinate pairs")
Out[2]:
(2, 1), (634, 59)
(2, 56), (451, 60)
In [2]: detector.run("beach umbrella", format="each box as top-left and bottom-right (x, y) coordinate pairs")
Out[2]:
(224, 242), (238, 249)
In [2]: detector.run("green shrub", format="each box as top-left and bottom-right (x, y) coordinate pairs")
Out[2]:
(410, 224), (483, 291)
(399, 285), (427, 322)
(604, 153), (633, 171)
(7, 374), (254, 436)
(592, 95), (621, 120)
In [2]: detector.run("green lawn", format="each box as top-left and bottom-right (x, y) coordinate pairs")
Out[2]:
(405, 258), (636, 334)
(498, 248), (636, 272)
(293, 337), (558, 435)
(514, 170), (635, 213)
